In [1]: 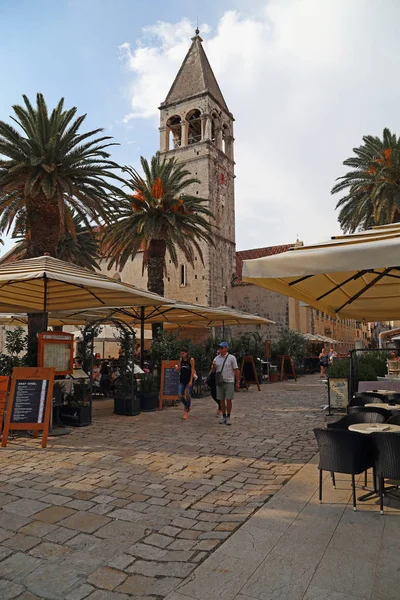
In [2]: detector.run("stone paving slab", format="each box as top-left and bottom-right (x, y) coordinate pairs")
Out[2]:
(0, 376), (329, 599)
(166, 463), (400, 600)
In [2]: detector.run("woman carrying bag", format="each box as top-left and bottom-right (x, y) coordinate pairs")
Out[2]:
(175, 347), (196, 420)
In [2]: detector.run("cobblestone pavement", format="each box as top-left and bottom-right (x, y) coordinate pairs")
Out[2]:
(0, 375), (328, 600)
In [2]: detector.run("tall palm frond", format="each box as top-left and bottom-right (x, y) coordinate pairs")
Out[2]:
(103, 152), (215, 270)
(332, 128), (400, 233)
(0, 93), (123, 257)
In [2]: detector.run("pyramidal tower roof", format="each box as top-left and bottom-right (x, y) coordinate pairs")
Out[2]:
(162, 31), (230, 114)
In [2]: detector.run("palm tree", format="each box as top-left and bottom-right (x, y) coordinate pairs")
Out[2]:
(332, 128), (400, 232)
(103, 151), (215, 299)
(2, 209), (101, 271)
(0, 93), (122, 363)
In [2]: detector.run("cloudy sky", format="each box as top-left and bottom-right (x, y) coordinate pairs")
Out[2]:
(1, 0), (399, 253)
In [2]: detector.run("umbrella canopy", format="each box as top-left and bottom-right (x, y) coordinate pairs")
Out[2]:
(0, 255), (172, 312)
(242, 223), (400, 321)
(302, 332), (340, 344)
(48, 302), (275, 329)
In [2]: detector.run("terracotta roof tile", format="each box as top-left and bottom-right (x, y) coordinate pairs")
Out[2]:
(233, 244), (294, 285)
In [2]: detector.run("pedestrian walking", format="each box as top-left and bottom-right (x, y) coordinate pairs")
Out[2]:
(319, 348), (328, 378)
(212, 341), (240, 426)
(175, 347), (196, 420)
(207, 348), (221, 417)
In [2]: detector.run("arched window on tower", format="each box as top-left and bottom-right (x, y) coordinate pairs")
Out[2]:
(180, 264), (186, 287)
(186, 109), (202, 145)
(222, 124), (228, 154)
(211, 112), (223, 151)
(167, 115), (182, 149)
(211, 112), (219, 145)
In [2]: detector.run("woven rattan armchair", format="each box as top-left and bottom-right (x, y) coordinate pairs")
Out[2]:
(387, 415), (400, 426)
(348, 393), (370, 408)
(314, 428), (374, 511)
(328, 412), (387, 430)
(347, 406), (390, 420)
(371, 432), (400, 515)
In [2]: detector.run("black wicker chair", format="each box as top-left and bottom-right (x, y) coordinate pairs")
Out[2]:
(387, 415), (400, 425)
(370, 432), (400, 514)
(347, 406), (391, 420)
(348, 393), (370, 408)
(328, 411), (387, 429)
(314, 428), (374, 511)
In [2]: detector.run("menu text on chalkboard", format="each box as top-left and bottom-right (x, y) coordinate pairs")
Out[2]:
(10, 379), (48, 424)
(2, 367), (55, 449)
(163, 368), (180, 397)
(159, 360), (180, 409)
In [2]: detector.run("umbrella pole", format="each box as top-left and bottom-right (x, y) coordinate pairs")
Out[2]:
(140, 306), (145, 369)
(43, 275), (48, 332)
(89, 333), (94, 425)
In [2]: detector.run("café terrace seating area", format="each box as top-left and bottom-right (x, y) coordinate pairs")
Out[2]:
(173, 390), (400, 600)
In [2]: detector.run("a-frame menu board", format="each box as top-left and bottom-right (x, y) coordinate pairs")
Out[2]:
(279, 356), (297, 381)
(159, 360), (180, 409)
(1, 367), (55, 448)
(240, 356), (261, 391)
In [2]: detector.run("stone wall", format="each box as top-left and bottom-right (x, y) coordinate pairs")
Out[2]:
(231, 283), (289, 343)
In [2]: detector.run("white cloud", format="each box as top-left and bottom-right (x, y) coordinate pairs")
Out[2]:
(118, 1), (400, 249)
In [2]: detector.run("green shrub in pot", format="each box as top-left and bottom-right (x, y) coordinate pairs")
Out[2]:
(139, 373), (159, 411)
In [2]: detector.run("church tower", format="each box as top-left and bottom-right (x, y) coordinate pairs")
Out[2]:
(159, 30), (236, 307)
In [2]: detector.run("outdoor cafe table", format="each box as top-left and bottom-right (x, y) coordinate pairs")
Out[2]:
(348, 423), (400, 502)
(358, 380), (400, 393)
(359, 389), (400, 401)
(365, 402), (400, 412)
(349, 423), (400, 434)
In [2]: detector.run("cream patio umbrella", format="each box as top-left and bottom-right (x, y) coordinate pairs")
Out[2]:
(242, 223), (400, 321)
(48, 302), (275, 329)
(0, 255), (172, 313)
(0, 255), (175, 365)
(0, 302), (274, 367)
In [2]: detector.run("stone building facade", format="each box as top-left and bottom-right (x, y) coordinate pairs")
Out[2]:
(100, 32), (236, 309)
(97, 31), (371, 351)
(232, 245), (371, 350)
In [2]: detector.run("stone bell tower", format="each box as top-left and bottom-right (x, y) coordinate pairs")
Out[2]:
(159, 29), (236, 307)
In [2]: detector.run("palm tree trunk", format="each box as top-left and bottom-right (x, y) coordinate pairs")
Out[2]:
(25, 197), (60, 258)
(26, 196), (60, 365)
(147, 239), (166, 339)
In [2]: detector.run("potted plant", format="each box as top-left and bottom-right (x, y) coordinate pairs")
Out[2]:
(269, 365), (279, 383)
(61, 382), (91, 426)
(114, 371), (140, 416)
(138, 373), (159, 412)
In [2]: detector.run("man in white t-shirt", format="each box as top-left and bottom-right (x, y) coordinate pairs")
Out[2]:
(212, 342), (240, 426)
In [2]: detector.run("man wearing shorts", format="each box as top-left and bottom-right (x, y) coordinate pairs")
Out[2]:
(212, 342), (240, 425)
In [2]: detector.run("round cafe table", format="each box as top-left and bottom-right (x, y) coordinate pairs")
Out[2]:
(365, 402), (400, 411)
(365, 402), (400, 413)
(361, 390), (400, 401)
(349, 423), (400, 434)
(348, 423), (400, 501)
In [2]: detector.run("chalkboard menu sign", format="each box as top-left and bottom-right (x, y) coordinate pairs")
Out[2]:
(11, 380), (48, 423)
(240, 356), (260, 390)
(2, 367), (55, 448)
(159, 360), (180, 409)
(328, 377), (349, 414)
(279, 355), (297, 382)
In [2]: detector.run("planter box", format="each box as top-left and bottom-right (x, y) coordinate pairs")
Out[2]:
(269, 372), (279, 383)
(139, 392), (159, 412)
(114, 394), (140, 416)
(61, 405), (91, 427)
